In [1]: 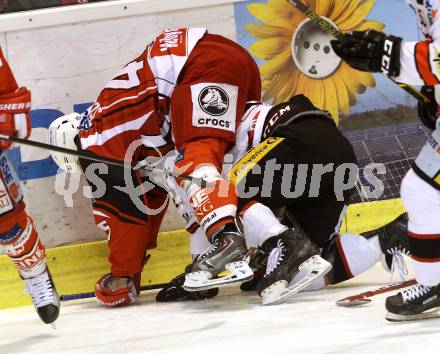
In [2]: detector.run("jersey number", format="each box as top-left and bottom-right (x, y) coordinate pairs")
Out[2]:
(106, 61), (144, 90)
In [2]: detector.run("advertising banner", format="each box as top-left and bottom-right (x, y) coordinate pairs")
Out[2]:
(234, 0), (429, 203)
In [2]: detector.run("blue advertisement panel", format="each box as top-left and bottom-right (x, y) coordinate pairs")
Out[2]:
(7, 103), (91, 181)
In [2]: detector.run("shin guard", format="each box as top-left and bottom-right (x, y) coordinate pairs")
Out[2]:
(0, 203), (46, 278)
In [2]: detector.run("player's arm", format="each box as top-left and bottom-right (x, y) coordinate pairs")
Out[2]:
(0, 48), (32, 149)
(329, 29), (440, 86)
(394, 39), (440, 86)
(330, 30), (440, 129)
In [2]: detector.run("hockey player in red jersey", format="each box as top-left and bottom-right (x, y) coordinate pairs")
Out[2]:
(331, 0), (440, 321)
(73, 28), (325, 306)
(0, 47), (59, 324)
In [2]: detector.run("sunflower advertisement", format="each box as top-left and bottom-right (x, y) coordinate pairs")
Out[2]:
(234, 0), (428, 206)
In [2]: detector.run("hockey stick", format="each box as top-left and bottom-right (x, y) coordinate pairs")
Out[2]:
(0, 134), (211, 188)
(336, 279), (416, 307)
(286, 0), (432, 106)
(60, 283), (165, 301)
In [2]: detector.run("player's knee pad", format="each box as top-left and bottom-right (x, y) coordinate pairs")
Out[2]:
(0, 204), (46, 277)
(322, 233), (381, 284)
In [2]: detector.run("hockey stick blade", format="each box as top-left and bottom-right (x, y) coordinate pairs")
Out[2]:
(60, 283), (165, 301)
(285, 0), (431, 107)
(336, 279), (417, 307)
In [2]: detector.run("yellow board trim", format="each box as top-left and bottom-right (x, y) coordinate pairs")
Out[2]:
(227, 137), (285, 185)
(434, 173), (440, 186)
(0, 198), (406, 310)
(0, 229), (191, 310)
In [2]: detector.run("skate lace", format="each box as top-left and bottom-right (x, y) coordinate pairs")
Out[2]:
(402, 284), (431, 302)
(199, 239), (220, 260)
(266, 240), (284, 275)
(387, 247), (410, 281)
(25, 271), (55, 308)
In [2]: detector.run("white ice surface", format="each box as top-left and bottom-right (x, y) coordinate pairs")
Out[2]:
(1, 264), (439, 354)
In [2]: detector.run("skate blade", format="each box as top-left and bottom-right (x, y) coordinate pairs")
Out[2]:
(262, 255), (332, 306)
(386, 307), (440, 322)
(183, 261), (253, 291)
(336, 298), (372, 307)
(50, 322), (57, 329)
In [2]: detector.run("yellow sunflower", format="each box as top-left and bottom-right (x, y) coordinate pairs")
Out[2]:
(246, 0), (384, 123)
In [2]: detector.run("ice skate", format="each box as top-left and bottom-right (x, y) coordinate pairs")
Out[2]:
(183, 218), (253, 291)
(240, 247), (268, 292)
(362, 213), (410, 278)
(386, 282), (440, 322)
(257, 222), (331, 305)
(24, 267), (60, 325)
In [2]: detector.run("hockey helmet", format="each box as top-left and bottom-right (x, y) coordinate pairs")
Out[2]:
(48, 113), (82, 173)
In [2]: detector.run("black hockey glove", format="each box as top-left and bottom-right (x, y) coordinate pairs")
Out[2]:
(156, 265), (219, 302)
(418, 86), (438, 130)
(331, 29), (402, 77)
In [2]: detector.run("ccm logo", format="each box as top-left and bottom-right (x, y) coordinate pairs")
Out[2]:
(198, 117), (231, 128)
(263, 105), (291, 138)
(381, 39), (394, 75)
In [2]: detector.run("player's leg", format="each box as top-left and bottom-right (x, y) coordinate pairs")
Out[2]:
(322, 213), (409, 286)
(0, 154), (59, 324)
(169, 34), (261, 290)
(80, 155), (169, 307)
(386, 167), (440, 321)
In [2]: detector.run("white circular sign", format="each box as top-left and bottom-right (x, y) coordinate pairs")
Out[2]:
(291, 18), (342, 79)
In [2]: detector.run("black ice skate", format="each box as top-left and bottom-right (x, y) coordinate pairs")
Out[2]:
(386, 282), (440, 322)
(183, 218), (253, 291)
(240, 247), (269, 292)
(362, 213), (411, 278)
(257, 223), (332, 305)
(156, 265), (219, 302)
(24, 267), (60, 325)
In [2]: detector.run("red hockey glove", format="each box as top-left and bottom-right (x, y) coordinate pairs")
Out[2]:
(0, 87), (32, 149)
(95, 273), (141, 307)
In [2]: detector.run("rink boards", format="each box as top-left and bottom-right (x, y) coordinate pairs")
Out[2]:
(0, 198), (405, 309)
(0, 0), (412, 310)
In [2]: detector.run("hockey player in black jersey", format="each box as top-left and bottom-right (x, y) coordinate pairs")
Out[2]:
(157, 95), (410, 303)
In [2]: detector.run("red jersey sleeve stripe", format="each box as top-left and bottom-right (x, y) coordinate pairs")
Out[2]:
(415, 41), (440, 85)
(411, 255), (440, 263)
(408, 231), (440, 240)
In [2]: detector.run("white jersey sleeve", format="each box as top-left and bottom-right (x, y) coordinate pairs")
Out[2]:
(393, 14), (440, 86)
